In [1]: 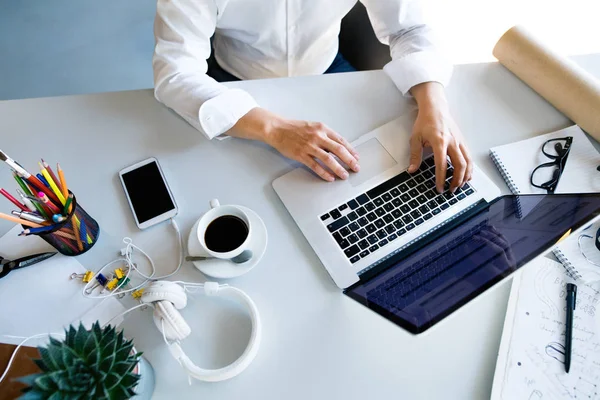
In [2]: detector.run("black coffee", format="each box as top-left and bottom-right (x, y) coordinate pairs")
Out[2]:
(205, 215), (249, 253)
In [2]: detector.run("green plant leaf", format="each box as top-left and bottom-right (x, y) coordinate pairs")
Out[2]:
(82, 329), (100, 363)
(99, 354), (116, 378)
(73, 324), (88, 355)
(107, 383), (134, 400)
(36, 348), (54, 372)
(48, 392), (64, 400)
(119, 373), (141, 389)
(110, 361), (136, 377)
(16, 373), (41, 388)
(32, 359), (48, 372)
(103, 372), (121, 390)
(33, 373), (60, 392)
(17, 390), (45, 400)
(65, 325), (77, 348)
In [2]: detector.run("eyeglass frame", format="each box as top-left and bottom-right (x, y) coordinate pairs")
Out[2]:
(530, 136), (573, 194)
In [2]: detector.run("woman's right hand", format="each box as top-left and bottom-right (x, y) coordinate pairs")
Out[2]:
(231, 108), (360, 181)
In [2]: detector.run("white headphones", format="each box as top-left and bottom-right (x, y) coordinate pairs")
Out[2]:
(140, 281), (261, 382)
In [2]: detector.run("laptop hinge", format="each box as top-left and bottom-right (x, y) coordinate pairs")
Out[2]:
(351, 199), (489, 288)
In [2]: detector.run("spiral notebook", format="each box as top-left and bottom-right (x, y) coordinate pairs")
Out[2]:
(491, 257), (600, 400)
(489, 125), (600, 280)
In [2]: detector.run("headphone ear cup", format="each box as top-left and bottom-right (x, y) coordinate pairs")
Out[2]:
(154, 301), (191, 341)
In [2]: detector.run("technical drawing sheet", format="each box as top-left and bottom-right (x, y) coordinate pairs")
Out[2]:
(491, 258), (600, 400)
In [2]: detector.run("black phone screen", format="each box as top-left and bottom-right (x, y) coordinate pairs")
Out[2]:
(121, 161), (175, 224)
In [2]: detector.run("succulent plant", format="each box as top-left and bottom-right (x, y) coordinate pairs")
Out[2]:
(19, 322), (141, 400)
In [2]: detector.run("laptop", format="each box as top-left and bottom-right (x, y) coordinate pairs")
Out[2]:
(273, 116), (600, 333)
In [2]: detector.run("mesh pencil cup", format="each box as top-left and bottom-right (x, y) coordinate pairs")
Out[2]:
(26, 192), (100, 256)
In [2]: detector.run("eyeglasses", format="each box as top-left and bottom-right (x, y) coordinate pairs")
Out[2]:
(530, 136), (572, 194)
(578, 226), (600, 268)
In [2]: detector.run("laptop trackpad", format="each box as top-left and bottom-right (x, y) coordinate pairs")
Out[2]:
(349, 139), (398, 187)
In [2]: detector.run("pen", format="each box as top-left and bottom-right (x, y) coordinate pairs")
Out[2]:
(20, 225), (57, 235)
(11, 210), (48, 224)
(16, 189), (36, 212)
(565, 283), (577, 373)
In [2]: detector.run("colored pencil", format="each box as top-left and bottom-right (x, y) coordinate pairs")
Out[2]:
(63, 193), (74, 214)
(25, 174), (61, 205)
(41, 159), (62, 192)
(0, 188), (28, 211)
(79, 217), (87, 247)
(36, 173), (50, 188)
(0, 212), (43, 228)
(57, 164), (69, 209)
(38, 192), (61, 214)
(40, 165), (66, 205)
(73, 219), (84, 250)
(55, 230), (77, 240)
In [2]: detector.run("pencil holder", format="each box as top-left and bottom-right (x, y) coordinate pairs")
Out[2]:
(27, 192), (100, 256)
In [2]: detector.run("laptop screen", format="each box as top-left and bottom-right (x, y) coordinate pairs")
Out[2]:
(345, 194), (600, 334)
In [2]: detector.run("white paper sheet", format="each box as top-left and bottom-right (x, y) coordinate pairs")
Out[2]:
(0, 226), (125, 346)
(491, 258), (600, 400)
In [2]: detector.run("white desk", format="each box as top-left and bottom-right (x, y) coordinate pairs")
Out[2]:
(1, 54), (599, 399)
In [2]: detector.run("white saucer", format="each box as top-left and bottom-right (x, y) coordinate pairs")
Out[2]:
(187, 206), (268, 279)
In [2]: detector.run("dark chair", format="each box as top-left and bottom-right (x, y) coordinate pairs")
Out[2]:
(339, 2), (392, 71)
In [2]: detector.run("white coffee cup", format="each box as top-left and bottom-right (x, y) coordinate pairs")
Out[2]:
(196, 199), (253, 263)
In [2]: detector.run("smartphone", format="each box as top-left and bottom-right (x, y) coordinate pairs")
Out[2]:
(119, 157), (178, 229)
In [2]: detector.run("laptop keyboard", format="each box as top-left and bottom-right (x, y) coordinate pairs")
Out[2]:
(320, 155), (476, 264)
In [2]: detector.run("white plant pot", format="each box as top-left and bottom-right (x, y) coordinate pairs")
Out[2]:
(132, 353), (155, 399)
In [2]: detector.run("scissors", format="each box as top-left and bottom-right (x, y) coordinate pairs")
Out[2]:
(0, 252), (57, 279)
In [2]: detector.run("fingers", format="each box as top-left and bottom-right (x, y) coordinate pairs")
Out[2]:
(322, 131), (360, 172)
(447, 142), (467, 192)
(408, 134), (423, 173)
(326, 128), (360, 161)
(432, 141), (448, 193)
(302, 156), (335, 182)
(312, 148), (350, 180)
(460, 142), (474, 183)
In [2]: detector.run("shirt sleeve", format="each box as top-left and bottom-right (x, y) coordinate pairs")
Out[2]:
(360, 0), (453, 95)
(153, 0), (258, 139)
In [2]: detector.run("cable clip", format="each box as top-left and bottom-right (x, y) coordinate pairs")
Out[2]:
(70, 270), (94, 283)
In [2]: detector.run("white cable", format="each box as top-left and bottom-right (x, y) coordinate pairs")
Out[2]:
(82, 218), (185, 300)
(149, 218), (184, 280)
(0, 332), (63, 384)
(102, 303), (152, 328)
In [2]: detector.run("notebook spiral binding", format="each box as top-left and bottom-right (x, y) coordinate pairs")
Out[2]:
(553, 248), (583, 280)
(490, 150), (524, 218)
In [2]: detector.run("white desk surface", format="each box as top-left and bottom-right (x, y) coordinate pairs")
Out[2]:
(1, 54), (599, 400)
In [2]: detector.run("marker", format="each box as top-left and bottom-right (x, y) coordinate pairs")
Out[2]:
(11, 210), (47, 224)
(565, 283), (576, 373)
